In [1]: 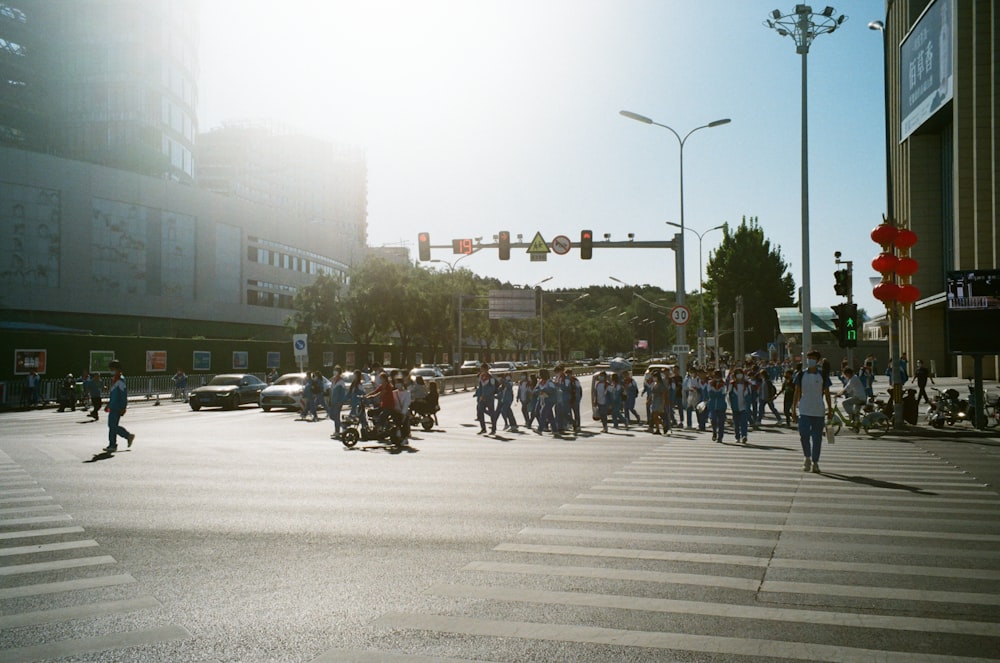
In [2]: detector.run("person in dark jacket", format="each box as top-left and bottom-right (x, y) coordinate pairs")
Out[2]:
(104, 360), (134, 453)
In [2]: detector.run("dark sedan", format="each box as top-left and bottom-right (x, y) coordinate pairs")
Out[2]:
(189, 374), (266, 411)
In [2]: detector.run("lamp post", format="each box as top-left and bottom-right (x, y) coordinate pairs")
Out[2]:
(532, 276), (553, 365)
(667, 221), (725, 368)
(869, 17), (903, 428)
(619, 110), (730, 375)
(765, 5), (846, 356)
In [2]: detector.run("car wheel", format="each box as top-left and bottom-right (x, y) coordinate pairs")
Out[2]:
(190, 400), (201, 411)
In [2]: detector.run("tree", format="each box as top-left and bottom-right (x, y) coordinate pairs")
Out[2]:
(284, 273), (344, 344)
(702, 216), (796, 355)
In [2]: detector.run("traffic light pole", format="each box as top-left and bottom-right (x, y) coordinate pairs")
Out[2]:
(835, 254), (854, 368)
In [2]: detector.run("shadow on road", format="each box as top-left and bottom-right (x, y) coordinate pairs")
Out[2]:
(84, 450), (128, 463)
(820, 471), (937, 494)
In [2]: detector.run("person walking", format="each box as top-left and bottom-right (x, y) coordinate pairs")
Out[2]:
(474, 363), (498, 435)
(327, 366), (348, 437)
(648, 373), (668, 435)
(566, 369), (582, 433)
(301, 371), (323, 421)
(911, 359), (935, 404)
(728, 368), (752, 444)
(83, 371), (102, 420)
(497, 374), (518, 432)
(794, 349), (833, 473)
(777, 368), (798, 428)
(518, 373), (536, 429)
(623, 370), (641, 427)
(103, 360), (134, 453)
(706, 370), (727, 442)
(592, 371), (610, 432)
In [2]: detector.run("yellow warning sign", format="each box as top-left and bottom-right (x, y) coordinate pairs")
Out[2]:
(526, 231), (550, 254)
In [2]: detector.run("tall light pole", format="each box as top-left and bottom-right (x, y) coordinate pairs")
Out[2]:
(619, 110), (730, 374)
(532, 276), (553, 365)
(765, 5), (846, 356)
(869, 17), (903, 428)
(667, 221), (725, 368)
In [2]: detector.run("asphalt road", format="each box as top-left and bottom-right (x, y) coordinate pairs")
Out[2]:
(1, 387), (999, 662)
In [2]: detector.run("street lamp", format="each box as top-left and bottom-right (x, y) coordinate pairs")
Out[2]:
(619, 110), (730, 374)
(868, 17), (903, 428)
(667, 221), (725, 367)
(532, 276), (553, 365)
(765, 5), (846, 355)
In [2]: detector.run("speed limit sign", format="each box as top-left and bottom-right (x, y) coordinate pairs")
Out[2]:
(670, 305), (691, 326)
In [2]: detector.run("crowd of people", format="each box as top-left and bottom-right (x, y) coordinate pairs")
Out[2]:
(470, 352), (907, 474)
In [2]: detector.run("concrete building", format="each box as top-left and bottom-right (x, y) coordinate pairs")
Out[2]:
(0, 1), (367, 342)
(882, 0), (998, 379)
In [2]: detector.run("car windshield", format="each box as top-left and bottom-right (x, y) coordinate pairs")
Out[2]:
(208, 376), (241, 386)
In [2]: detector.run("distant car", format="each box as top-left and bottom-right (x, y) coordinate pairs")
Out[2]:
(490, 361), (517, 374)
(410, 366), (445, 381)
(258, 372), (330, 412)
(459, 360), (480, 375)
(434, 363), (454, 376)
(189, 374), (266, 411)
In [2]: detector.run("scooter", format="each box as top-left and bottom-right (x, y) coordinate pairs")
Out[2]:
(338, 406), (406, 449)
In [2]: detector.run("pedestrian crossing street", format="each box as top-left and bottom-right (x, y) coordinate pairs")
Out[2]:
(0, 449), (193, 662)
(326, 436), (1000, 662)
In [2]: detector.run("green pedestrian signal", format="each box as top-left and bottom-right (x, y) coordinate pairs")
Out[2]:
(831, 303), (858, 348)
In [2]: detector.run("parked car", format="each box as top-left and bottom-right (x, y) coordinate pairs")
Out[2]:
(459, 360), (480, 375)
(490, 361), (517, 374)
(410, 366), (445, 382)
(258, 372), (330, 412)
(189, 374), (266, 411)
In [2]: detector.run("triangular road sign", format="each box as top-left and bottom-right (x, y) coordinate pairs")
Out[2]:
(526, 231), (550, 254)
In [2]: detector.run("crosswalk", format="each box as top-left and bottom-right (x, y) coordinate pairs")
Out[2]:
(326, 436), (1000, 662)
(0, 452), (190, 662)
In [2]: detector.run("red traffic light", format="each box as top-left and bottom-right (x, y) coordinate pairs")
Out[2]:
(417, 232), (430, 261)
(580, 230), (593, 259)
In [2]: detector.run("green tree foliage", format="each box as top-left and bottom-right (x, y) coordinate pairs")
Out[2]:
(284, 273), (344, 344)
(286, 256), (681, 365)
(702, 216), (796, 354)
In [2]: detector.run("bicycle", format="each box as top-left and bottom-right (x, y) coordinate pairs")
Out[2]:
(831, 396), (890, 438)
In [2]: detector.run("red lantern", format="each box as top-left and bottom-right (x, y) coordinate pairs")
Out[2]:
(895, 256), (919, 277)
(894, 228), (918, 249)
(873, 281), (900, 303)
(872, 252), (899, 274)
(871, 223), (898, 246)
(897, 284), (921, 304)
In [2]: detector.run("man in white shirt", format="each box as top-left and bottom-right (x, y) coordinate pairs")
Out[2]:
(837, 367), (867, 422)
(794, 350), (833, 473)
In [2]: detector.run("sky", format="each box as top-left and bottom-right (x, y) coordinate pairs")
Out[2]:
(198, 0), (891, 320)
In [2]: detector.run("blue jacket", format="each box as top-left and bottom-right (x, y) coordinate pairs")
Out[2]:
(108, 376), (127, 413)
(474, 375), (498, 401)
(328, 377), (348, 407)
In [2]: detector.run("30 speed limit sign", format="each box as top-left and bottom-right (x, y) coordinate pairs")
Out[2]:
(669, 305), (691, 326)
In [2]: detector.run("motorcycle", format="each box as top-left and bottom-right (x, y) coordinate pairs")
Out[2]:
(338, 406), (407, 449)
(409, 398), (438, 431)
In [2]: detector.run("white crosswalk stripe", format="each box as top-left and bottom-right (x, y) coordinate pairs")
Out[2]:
(0, 462), (187, 661)
(363, 436), (1000, 661)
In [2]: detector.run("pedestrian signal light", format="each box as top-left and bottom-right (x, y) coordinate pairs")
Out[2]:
(831, 303), (858, 348)
(452, 238), (473, 255)
(498, 230), (510, 260)
(580, 229), (593, 260)
(418, 232), (430, 261)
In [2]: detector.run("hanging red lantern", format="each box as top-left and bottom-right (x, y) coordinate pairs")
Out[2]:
(895, 256), (919, 277)
(871, 223), (898, 246)
(873, 281), (900, 303)
(897, 284), (921, 304)
(894, 228), (918, 249)
(872, 252), (899, 274)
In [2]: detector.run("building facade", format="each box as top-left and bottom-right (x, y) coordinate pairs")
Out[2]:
(0, 1), (368, 342)
(884, 0), (998, 379)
